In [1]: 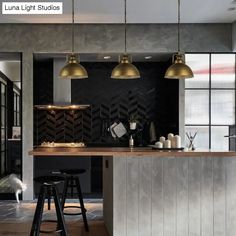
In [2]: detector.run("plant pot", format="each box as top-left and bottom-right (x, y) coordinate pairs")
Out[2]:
(129, 122), (137, 130)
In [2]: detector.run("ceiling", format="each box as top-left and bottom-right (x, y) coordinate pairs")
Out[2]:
(0, 0), (236, 24)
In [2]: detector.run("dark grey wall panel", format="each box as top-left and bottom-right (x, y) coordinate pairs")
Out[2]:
(0, 24), (232, 53)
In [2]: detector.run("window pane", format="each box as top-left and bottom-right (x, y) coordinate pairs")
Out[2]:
(17, 113), (20, 126)
(185, 54), (210, 88)
(211, 90), (235, 125)
(1, 129), (5, 140)
(17, 96), (20, 112)
(211, 126), (229, 151)
(185, 90), (209, 124)
(185, 126), (209, 149)
(211, 54), (235, 88)
(1, 107), (5, 127)
(14, 94), (17, 110)
(14, 111), (16, 126)
(1, 152), (5, 174)
(1, 84), (5, 106)
(1, 142), (5, 151)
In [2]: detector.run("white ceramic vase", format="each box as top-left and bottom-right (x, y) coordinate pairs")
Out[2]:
(129, 122), (137, 130)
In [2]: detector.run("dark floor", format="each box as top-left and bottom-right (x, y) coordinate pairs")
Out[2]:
(0, 199), (103, 222)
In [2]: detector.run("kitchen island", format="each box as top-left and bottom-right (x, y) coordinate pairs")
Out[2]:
(29, 147), (236, 236)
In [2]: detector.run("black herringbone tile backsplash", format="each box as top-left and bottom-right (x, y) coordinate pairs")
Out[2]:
(34, 61), (178, 145)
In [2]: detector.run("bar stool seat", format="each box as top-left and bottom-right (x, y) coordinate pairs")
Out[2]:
(30, 176), (68, 236)
(60, 169), (89, 232)
(60, 169), (86, 175)
(34, 175), (65, 185)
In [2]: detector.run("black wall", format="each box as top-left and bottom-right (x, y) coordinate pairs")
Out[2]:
(33, 59), (179, 194)
(34, 60), (179, 146)
(33, 59), (53, 105)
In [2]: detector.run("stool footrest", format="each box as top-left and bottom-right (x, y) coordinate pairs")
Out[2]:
(39, 220), (63, 234)
(63, 205), (87, 216)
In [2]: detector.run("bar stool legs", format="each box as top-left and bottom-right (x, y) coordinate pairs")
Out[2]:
(30, 185), (45, 236)
(75, 177), (89, 232)
(30, 183), (68, 236)
(61, 175), (89, 232)
(52, 186), (68, 236)
(61, 178), (68, 210)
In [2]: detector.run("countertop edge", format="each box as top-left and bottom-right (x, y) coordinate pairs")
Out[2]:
(28, 147), (236, 157)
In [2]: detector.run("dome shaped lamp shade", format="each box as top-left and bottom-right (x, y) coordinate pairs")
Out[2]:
(111, 0), (140, 80)
(59, 54), (88, 79)
(165, 53), (193, 79)
(165, 0), (193, 80)
(111, 54), (140, 79)
(59, 0), (88, 79)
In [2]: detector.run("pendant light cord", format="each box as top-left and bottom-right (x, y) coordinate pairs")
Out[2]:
(72, 0), (75, 53)
(124, 0), (127, 53)
(177, 0), (180, 53)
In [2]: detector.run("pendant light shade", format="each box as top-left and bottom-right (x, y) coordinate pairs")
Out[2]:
(59, 0), (88, 79)
(165, 0), (193, 79)
(111, 0), (140, 79)
(165, 53), (193, 79)
(111, 54), (140, 79)
(59, 54), (88, 79)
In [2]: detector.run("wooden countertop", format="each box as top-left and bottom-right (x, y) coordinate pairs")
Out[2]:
(28, 147), (236, 157)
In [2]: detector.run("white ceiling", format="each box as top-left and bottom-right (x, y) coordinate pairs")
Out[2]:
(0, 0), (236, 24)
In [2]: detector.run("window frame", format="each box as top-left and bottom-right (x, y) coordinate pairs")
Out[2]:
(184, 53), (236, 150)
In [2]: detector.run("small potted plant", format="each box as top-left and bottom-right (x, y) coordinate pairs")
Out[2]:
(129, 114), (138, 130)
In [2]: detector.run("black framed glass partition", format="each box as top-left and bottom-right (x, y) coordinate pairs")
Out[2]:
(0, 53), (22, 199)
(185, 53), (236, 151)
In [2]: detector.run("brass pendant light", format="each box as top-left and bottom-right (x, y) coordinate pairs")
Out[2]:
(111, 0), (140, 79)
(165, 0), (193, 79)
(59, 0), (88, 79)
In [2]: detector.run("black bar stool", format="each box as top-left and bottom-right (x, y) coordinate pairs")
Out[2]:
(30, 176), (68, 236)
(60, 169), (89, 232)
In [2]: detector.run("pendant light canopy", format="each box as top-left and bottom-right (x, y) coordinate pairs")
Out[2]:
(165, 0), (193, 79)
(59, 0), (88, 79)
(111, 0), (140, 79)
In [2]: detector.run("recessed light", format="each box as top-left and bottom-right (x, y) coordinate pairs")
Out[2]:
(228, 7), (236, 10)
(103, 56), (111, 60)
(145, 56), (152, 60)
